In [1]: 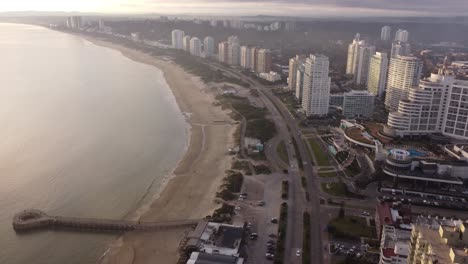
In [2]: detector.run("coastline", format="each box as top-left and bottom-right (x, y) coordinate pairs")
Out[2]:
(81, 36), (237, 264)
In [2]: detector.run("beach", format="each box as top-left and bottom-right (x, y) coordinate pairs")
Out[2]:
(84, 37), (237, 264)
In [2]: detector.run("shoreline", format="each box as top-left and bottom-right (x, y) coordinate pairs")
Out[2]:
(80, 35), (237, 264)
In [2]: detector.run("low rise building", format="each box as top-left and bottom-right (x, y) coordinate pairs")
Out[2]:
(258, 71), (281, 82)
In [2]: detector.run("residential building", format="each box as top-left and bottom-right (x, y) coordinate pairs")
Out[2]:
(384, 56), (422, 111)
(98, 19), (105, 31)
(259, 71), (281, 82)
(227, 35), (239, 45)
(368, 52), (389, 98)
(342, 90), (375, 118)
(66, 16), (82, 29)
(171, 30), (185, 49)
(379, 226), (411, 264)
(375, 201), (412, 240)
(189, 37), (202, 56)
(385, 71), (468, 141)
(228, 43), (241, 66)
(329, 93), (344, 107)
(302, 54), (331, 116)
(284, 21), (296, 32)
(240, 46), (251, 69)
(288, 55), (304, 92)
(250, 47), (258, 71)
(183, 35), (191, 52)
(218, 42), (229, 63)
(256, 49), (272, 73)
(381, 26), (391, 41)
(346, 33), (365, 75)
(391, 41), (411, 58)
(355, 45), (376, 85)
(295, 64), (305, 102)
(394, 29), (409, 42)
(203, 36), (215, 58)
(408, 222), (468, 264)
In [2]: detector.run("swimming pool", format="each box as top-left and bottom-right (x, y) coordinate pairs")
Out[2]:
(407, 149), (427, 157)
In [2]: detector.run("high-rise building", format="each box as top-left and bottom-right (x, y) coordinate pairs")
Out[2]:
(367, 52), (389, 98)
(284, 21), (296, 32)
(227, 35), (239, 45)
(183, 35), (191, 52)
(66, 16), (82, 29)
(189, 37), (202, 57)
(228, 43), (241, 66)
(390, 41), (411, 58)
(346, 33), (366, 75)
(256, 49), (272, 73)
(302, 54), (331, 116)
(381, 26), (391, 41)
(394, 29), (409, 42)
(250, 47), (258, 71)
(98, 19), (105, 31)
(240, 46), (252, 69)
(295, 64), (305, 102)
(203, 36), (215, 58)
(171, 29), (185, 49)
(384, 56), (422, 111)
(218, 42), (229, 63)
(354, 45), (376, 85)
(342, 90), (375, 118)
(288, 55), (304, 92)
(385, 71), (468, 141)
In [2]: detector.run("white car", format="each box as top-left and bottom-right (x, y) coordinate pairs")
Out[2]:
(296, 249), (301, 257)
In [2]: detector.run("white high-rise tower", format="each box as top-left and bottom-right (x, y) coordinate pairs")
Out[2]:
(381, 26), (391, 41)
(367, 52), (388, 98)
(189, 37), (202, 56)
(354, 45), (376, 85)
(171, 29), (184, 49)
(394, 29), (409, 42)
(203, 36), (215, 58)
(346, 33), (366, 75)
(302, 54), (331, 116)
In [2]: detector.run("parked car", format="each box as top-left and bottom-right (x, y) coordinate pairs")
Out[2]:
(270, 217), (278, 224)
(296, 249), (301, 257)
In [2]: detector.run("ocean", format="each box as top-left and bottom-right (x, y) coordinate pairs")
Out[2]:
(0, 23), (187, 264)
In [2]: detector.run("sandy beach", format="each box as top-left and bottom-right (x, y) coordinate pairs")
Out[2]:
(85, 37), (237, 264)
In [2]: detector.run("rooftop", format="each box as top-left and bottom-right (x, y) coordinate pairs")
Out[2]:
(186, 252), (244, 264)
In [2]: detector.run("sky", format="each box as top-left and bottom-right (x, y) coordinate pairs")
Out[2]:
(0, 0), (467, 17)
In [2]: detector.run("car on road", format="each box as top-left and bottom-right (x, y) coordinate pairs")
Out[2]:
(249, 233), (258, 240)
(296, 249), (301, 257)
(265, 253), (274, 260)
(257, 200), (266, 206)
(360, 211), (370, 216)
(235, 206), (241, 211)
(270, 217), (278, 224)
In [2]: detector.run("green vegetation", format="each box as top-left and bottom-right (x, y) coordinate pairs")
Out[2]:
(321, 181), (365, 199)
(291, 137), (304, 170)
(281, 180), (289, 200)
(345, 159), (361, 177)
(302, 212), (311, 264)
(276, 141), (289, 164)
(274, 202), (288, 264)
(335, 151), (349, 164)
(308, 138), (330, 166)
(246, 119), (276, 142)
(253, 164), (272, 175)
(301, 176), (307, 189)
(303, 139), (315, 166)
(327, 216), (376, 241)
(319, 171), (337, 178)
(216, 171), (243, 201)
(211, 204), (235, 223)
(232, 160), (253, 175)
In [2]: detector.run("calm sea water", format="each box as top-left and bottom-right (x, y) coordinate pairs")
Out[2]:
(0, 23), (187, 264)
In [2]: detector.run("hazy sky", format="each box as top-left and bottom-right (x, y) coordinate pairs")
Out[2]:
(1, 0), (467, 16)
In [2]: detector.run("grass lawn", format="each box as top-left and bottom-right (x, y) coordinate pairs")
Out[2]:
(308, 138), (330, 167)
(321, 181), (365, 199)
(328, 216), (376, 240)
(276, 140), (289, 164)
(318, 171), (337, 178)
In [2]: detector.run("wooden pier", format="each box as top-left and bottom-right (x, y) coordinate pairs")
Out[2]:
(13, 209), (202, 233)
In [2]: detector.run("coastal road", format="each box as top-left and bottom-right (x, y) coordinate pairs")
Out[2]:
(209, 63), (325, 264)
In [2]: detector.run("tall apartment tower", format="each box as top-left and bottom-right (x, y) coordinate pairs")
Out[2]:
(355, 45), (376, 85)
(288, 55), (304, 92)
(189, 37), (202, 57)
(346, 33), (366, 75)
(302, 54), (331, 116)
(218, 42), (229, 63)
(391, 41), (411, 58)
(203, 36), (215, 58)
(182, 35), (191, 52)
(394, 29), (409, 42)
(295, 64), (305, 102)
(227, 35), (240, 45)
(250, 47), (258, 71)
(381, 26), (391, 41)
(171, 29), (185, 49)
(228, 43), (241, 66)
(240, 46), (252, 69)
(367, 52), (389, 98)
(256, 49), (272, 73)
(384, 56), (422, 111)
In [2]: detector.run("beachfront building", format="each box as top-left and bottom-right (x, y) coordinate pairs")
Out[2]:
(391, 41), (411, 58)
(203, 36), (215, 58)
(256, 49), (272, 73)
(250, 47), (258, 71)
(240, 46), (251, 69)
(394, 29), (409, 42)
(295, 64), (305, 102)
(171, 29), (185, 49)
(354, 44), (376, 86)
(66, 16), (83, 29)
(218, 42), (229, 63)
(288, 55), (305, 92)
(384, 56), (422, 111)
(367, 52), (389, 98)
(342, 90), (375, 118)
(228, 43), (241, 66)
(189, 37), (202, 57)
(302, 54), (331, 116)
(381, 26), (391, 41)
(183, 35), (191, 52)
